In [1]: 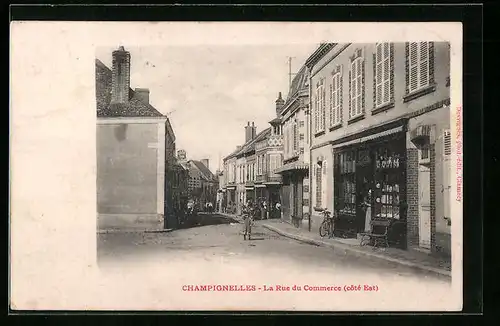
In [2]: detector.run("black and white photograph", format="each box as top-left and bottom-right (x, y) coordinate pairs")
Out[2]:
(11, 21), (464, 311)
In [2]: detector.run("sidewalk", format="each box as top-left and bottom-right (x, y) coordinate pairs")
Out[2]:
(260, 219), (452, 279)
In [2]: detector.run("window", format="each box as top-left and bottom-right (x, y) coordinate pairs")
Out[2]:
(315, 162), (323, 208)
(443, 130), (451, 156)
(299, 134), (304, 141)
(338, 151), (356, 214)
(330, 69), (342, 127)
(409, 42), (431, 93)
(375, 43), (392, 107)
(374, 148), (402, 219)
(350, 56), (364, 119)
(315, 82), (326, 133)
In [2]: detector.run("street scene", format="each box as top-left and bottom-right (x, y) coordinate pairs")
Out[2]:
(95, 41), (455, 310)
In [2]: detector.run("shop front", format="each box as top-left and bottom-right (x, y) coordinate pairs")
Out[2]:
(333, 130), (407, 249)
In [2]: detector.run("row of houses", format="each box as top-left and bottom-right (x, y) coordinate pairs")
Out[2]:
(222, 42), (452, 258)
(96, 46), (191, 231)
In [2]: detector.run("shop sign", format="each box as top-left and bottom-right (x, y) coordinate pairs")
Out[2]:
(376, 154), (401, 169)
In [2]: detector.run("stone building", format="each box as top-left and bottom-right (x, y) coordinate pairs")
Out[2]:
(306, 42), (451, 256)
(274, 66), (312, 228)
(96, 46), (174, 230)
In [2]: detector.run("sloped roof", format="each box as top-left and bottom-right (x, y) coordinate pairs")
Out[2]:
(226, 127), (272, 160)
(95, 59), (164, 118)
(282, 65), (308, 110)
(189, 160), (216, 181)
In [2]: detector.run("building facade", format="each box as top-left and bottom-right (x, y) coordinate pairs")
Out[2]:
(223, 120), (282, 216)
(96, 46), (168, 230)
(306, 42), (451, 256)
(274, 67), (312, 228)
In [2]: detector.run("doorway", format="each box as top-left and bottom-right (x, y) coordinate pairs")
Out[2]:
(418, 162), (431, 250)
(355, 148), (374, 233)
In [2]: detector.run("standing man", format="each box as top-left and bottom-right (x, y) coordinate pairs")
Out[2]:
(242, 202), (252, 240)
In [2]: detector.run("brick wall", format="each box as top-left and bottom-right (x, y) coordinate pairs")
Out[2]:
(406, 148), (419, 247)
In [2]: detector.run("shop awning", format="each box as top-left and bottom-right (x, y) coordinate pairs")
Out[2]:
(274, 161), (309, 174)
(331, 125), (404, 150)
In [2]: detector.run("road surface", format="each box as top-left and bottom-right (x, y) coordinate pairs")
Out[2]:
(96, 213), (457, 311)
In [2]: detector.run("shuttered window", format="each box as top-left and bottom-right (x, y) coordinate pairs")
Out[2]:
(444, 130), (451, 156)
(315, 162), (323, 208)
(350, 57), (364, 118)
(315, 85), (326, 132)
(409, 42), (431, 93)
(330, 71), (342, 127)
(375, 43), (391, 106)
(293, 122), (299, 154)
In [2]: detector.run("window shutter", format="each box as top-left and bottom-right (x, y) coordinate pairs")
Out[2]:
(405, 42), (410, 94)
(390, 43), (395, 102)
(329, 83), (333, 127)
(350, 62), (355, 118)
(443, 130), (451, 156)
(322, 86), (326, 130)
(409, 42), (419, 92)
(383, 43), (390, 103)
(357, 59), (363, 115)
(419, 42), (429, 88)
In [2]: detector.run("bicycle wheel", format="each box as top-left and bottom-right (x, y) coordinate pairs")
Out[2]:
(319, 220), (329, 237)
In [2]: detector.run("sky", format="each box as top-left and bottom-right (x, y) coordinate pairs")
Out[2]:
(96, 44), (318, 173)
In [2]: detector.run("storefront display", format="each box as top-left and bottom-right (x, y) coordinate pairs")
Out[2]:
(333, 132), (406, 243)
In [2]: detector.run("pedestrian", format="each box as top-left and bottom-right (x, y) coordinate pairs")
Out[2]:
(242, 203), (253, 240)
(275, 202), (281, 219)
(263, 200), (268, 219)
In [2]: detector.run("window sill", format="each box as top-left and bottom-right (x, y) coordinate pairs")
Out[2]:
(314, 130), (326, 137)
(329, 124), (343, 132)
(372, 102), (395, 115)
(313, 207), (324, 212)
(403, 84), (436, 103)
(347, 114), (365, 125)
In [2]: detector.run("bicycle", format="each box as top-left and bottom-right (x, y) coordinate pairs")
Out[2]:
(319, 209), (335, 238)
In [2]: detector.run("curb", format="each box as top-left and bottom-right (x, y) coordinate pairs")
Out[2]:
(262, 223), (451, 279)
(218, 213), (243, 224)
(97, 229), (174, 234)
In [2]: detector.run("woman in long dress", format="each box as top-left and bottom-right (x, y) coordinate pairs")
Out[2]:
(364, 189), (372, 232)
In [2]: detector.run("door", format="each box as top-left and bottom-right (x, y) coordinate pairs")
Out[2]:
(355, 148), (373, 233)
(418, 164), (431, 250)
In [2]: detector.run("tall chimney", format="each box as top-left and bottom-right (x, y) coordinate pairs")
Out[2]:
(111, 46), (131, 103)
(251, 122), (256, 139)
(275, 92), (284, 117)
(134, 88), (150, 104)
(244, 121), (252, 143)
(201, 159), (210, 170)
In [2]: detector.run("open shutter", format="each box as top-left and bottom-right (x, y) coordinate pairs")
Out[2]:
(383, 43), (390, 103)
(409, 42), (419, 92)
(350, 61), (356, 118)
(443, 129), (451, 220)
(376, 44), (383, 106)
(419, 42), (429, 88)
(355, 59), (363, 115)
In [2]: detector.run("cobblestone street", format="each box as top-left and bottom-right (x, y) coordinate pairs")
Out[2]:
(96, 214), (454, 311)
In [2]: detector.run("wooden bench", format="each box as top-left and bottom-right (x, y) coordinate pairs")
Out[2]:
(359, 219), (391, 248)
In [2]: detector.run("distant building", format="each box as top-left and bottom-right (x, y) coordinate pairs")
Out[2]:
(96, 46), (171, 230)
(179, 154), (218, 206)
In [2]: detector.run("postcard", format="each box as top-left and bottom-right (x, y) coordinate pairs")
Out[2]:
(10, 21), (463, 311)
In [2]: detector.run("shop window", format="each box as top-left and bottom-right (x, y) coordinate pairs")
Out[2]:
(419, 143), (430, 165)
(338, 151), (356, 215)
(374, 148), (402, 220)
